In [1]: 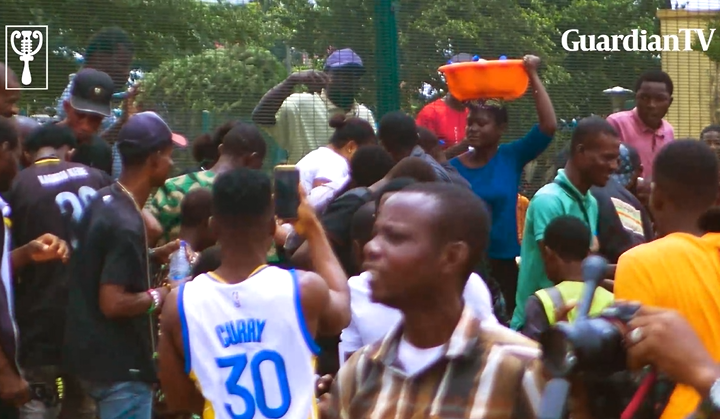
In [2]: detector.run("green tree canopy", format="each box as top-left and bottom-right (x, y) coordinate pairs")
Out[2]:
(137, 45), (286, 116)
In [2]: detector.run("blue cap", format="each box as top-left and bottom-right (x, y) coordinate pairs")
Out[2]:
(472, 55), (480, 61)
(324, 48), (364, 71)
(117, 111), (187, 150)
(499, 55), (507, 60)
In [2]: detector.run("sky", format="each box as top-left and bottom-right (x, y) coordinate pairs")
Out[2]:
(685, 0), (720, 8)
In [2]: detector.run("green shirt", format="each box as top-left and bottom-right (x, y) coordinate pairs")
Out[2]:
(510, 169), (599, 330)
(148, 169), (281, 263)
(149, 170), (216, 245)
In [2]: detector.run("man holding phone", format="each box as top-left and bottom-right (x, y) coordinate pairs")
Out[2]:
(158, 168), (350, 419)
(252, 48), (375, 163)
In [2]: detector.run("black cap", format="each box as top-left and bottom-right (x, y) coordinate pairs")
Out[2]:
(69, 69), (114, 117)
(117, 111), (187, 151)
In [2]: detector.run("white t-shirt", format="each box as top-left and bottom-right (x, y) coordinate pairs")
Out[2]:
(339, 271), (497, 364)
(295, 146), (349, 198)
(397, 337), (445, 376)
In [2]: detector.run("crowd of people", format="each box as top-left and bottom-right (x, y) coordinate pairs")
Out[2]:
(0, 25), (720, 419)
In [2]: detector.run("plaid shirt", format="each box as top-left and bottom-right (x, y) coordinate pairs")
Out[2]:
(327, 306), (547, 419)
(56, 75), (123, 179)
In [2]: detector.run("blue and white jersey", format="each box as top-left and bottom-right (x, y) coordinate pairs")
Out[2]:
(178, 266), (320, 419)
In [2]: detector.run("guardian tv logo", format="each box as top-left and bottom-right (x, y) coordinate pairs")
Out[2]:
(561, 28), (715, 52)
(4, 25), (48, 90)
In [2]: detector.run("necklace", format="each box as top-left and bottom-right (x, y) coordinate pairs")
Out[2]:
(116, 181), (141, 210)
(114, 181), (157, 353)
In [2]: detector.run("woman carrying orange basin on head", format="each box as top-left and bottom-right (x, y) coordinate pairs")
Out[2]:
(447, 55), (557, 316)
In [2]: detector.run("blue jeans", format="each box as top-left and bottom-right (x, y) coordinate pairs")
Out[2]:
(80, 380), (152, 419)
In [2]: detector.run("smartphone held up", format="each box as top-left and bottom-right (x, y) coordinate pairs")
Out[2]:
(273, 165), (301, 220)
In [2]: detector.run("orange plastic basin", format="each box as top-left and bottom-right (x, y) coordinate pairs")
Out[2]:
(439, 59), (529, 101)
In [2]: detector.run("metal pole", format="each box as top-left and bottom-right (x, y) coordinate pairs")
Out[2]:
(374, 0), (400, 119)
(202, 110), (210, 133)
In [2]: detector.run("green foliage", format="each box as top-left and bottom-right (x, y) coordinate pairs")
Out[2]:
(693, 17), (720, 63)
(138, 45), (287, 116)
(1, 0), (292, 113)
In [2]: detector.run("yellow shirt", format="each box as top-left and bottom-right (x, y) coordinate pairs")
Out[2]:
(615, 232), (720, 419)
(260, 90), (375, 163)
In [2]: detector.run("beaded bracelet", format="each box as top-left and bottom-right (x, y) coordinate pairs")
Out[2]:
(147, 289), (161, 313)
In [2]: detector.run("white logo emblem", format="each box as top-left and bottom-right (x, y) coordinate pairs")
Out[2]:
(5, 26), (49, 90)
(232, 291), (241, 308)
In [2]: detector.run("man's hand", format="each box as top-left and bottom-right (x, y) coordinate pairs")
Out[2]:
(151, 240), (180, 264)
(121, 84), (141, 121)
(523, 55), (541, 73)
(289, 70), (330, 94)
(291, 185), (321, 238)
(24, 234), (69, 264)
(0, 370), (30, 406)
(626, 306), (720, 394)
(316, 374), (333, 397)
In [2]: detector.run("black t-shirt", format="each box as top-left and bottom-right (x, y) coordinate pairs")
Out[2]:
(70, 135), (113, 176)
(320, 188), (372, 277)
(591, 178), (654, 264)
(7, 158), (111, 367)
(63, 184), (156, 382)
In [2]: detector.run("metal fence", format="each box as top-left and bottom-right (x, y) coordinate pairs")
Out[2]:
(2, 0), (719, 194)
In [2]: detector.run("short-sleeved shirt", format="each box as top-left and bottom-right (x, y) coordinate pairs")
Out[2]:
(70, 135), (113, 177)
(8, 158), (111, 367)
(149, 170), (216, 245)
(415, 98), (468, 148)
(327, 306), (547, 419)
(591, 178), (653, 263)
(606, 108), (674, 180)
(450, 125), (554, 259)
(320, 187), (373, 276)
(63, 184), (156, 382)
(510, 169), (599, 330)
(615, 233), (720, 419)
(260, 90), (375, 163)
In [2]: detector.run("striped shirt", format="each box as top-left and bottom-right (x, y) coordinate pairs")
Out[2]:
(327, 306), (546, 419)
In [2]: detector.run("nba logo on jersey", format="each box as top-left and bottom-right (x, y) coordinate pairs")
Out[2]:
(231, 291), (241, 307)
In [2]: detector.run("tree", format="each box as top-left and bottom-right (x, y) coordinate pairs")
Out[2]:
(1, 0), (290, 114)
(137, 45), (286, 120)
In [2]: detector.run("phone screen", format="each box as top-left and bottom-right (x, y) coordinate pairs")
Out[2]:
(274, 165), (300, 220)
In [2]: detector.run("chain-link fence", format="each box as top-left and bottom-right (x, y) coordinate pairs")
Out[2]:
(2, 0), (719, 194)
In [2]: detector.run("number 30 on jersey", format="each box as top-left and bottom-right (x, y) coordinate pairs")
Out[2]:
(216, 350), (291, 419)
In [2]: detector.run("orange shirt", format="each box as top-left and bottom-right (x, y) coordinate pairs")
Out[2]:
(615, 232), (720, 419)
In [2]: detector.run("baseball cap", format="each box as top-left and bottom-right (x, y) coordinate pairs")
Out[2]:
(69, 69), (114, 117)
(324, 48), (364, 71)
(117, 111), (187, 150)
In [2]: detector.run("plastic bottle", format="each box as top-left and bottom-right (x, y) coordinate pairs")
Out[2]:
(168, 241), (191, 281)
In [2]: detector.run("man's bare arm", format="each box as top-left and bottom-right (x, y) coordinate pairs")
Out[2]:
(158, 288), (204, 414)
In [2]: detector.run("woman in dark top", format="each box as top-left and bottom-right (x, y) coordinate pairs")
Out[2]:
(448, 55), (557, 314)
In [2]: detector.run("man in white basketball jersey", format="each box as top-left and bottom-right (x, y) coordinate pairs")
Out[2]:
(158, 168), (350, 418)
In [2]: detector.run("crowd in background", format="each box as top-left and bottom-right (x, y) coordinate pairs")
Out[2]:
(0, 25), (720, 419)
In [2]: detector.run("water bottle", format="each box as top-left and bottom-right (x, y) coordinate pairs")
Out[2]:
(168, 241), (191, 281)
